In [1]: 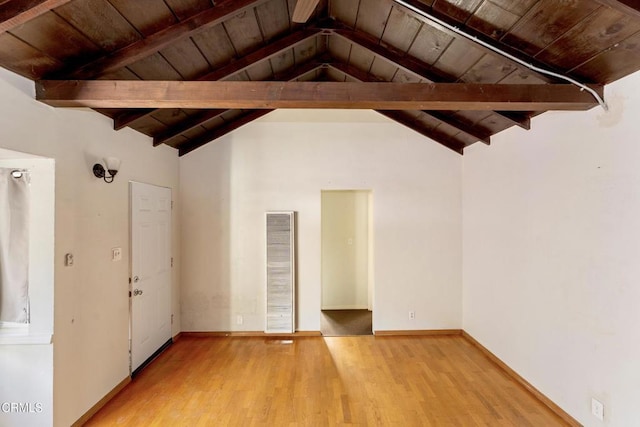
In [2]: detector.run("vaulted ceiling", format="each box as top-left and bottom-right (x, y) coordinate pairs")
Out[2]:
(1, 0), (639, 155)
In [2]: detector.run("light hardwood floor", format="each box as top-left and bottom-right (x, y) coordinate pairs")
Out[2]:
(85, 335), (569, 426)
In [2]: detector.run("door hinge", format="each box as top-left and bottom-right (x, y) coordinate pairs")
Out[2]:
(129, 290), (132, 298)
(171, 257), (174, 267)
(128, 277), (132, 284)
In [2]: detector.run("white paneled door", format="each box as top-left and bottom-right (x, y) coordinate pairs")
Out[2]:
(130, 182), (172, 373)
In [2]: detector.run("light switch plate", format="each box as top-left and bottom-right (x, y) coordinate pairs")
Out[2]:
(112, 247), (122, 262)
(591, 398), (604, 421)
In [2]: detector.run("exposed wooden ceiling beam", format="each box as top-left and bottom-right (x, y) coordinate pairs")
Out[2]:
(329, 61), (478, 151)
(0, 0), (71, 34)
(595, 0), (640, 18)
(36, 80), (602, 110)
(113, 27), (322, 130)
(292, 0), (320, 23)
(154, 60), (325, 146)
(329, 62), (491, 145)
(113, 109), (154, 132)
(329, 27), (531, 130)
(424, 111), (490, 145)
(55, 0), (270, 80)
(331, 27), (452, 86)
(179, 110), (273, 156)
(494, 111), (531, 131)
(194, 31), (323, 82)
(378, 111), (465, 154)
(153, 109), (228, 147)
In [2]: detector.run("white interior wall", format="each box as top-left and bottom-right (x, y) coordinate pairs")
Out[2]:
(0, 68), (180, 427)
(180, 109), (463, 333)
(463, 71), (640, 426)
(321, 190), (369, 310)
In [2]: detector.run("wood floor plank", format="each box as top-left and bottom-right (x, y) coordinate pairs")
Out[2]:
(84, 336), (570, 426)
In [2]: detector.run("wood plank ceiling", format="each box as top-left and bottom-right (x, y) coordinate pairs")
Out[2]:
(1, 0), (639, 156)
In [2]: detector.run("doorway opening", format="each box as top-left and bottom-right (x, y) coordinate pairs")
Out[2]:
(320, 190), (373, 336)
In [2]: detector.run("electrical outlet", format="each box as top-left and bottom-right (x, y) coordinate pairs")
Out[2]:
(591, 398), (604, 421)
(236, 315), (244, 326)
(112, 247), (122, 262)
(64, 253), (74, 267)
(409, 311), (415, 320)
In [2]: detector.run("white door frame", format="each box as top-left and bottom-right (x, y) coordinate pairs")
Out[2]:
(320, 189), (374, 312)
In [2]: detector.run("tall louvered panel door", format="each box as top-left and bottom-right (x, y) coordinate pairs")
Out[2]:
(265, 212), (295, 333)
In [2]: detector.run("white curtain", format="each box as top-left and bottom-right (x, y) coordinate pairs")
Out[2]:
(0, 168), (30, 323)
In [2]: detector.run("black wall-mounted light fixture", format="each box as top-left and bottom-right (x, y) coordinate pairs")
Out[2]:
(93, 157), (121, 183)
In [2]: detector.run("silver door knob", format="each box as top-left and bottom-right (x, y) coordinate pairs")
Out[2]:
(133, 276), (139, 283)
(133, 289), (143, 296)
